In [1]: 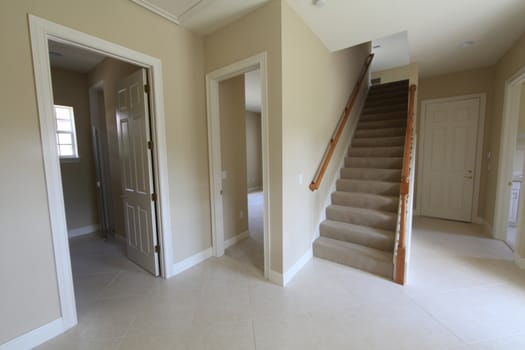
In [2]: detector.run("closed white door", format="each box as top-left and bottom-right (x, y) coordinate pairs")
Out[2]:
(116, 69), (159, 275)
(421, 98), (480, 222)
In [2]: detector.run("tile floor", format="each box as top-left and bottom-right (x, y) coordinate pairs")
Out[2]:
(225, 191), (264, 273)
(36, 216), (525, 350)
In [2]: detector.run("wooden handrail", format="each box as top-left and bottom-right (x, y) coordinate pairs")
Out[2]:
(309, 53), (374, 191)
(394, 84), (417, 285)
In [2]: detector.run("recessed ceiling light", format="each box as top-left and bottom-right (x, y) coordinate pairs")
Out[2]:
(461, 40), (477, 48)
(313, 0), (326, 7)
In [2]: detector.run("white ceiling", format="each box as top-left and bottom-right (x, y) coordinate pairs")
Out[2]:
(132, 0), (525, 77)
(131, 0), (269, 35)
(245, 69), (261, 113)
(371, 31), (410, 73)
(48, 40), (105, 73)
(287, 0), (525, 77)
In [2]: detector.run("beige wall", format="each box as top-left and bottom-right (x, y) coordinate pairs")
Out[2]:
(372, 63), (419, 86)
(51, 68), (99, 234)
(0, 0), (209, 344)
(219, 76), (249, 240)
(281, 2), (371, 271)
(204, 0), (283, 273)
(88, 58), (139, 237)
(246, 111), (263, 191)
(417, 67), (495, 218)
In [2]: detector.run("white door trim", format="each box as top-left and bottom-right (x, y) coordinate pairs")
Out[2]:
(417, 93), (486, 222)
(28, 14), (174, 338)
(493, 67), (525, 240)
(206, 53), (270, 279)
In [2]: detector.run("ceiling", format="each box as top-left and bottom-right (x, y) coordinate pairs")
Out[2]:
(287, 0), (525, 77)
(131, 0), (525, 78)
(131, 0), (269, 35)
(48, 40), (105, 73)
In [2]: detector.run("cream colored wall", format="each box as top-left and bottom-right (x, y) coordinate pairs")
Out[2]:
(281, 2), (371, 271)
(372, 63), (419, 85)
(0, 0), (209, 344)
(219, 76), (249, 240)
(204, 0), (283, 273)
(88, 58), (139, 237)
(246, 111), (263, 191)
(51, 67), (99, 234)
(417, 67), (495, 218)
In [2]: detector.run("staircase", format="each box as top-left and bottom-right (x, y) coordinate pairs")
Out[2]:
(313, 80), (410, 279)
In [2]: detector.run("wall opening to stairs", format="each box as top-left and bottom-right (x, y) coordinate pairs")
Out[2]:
(313, 80), (410, 281)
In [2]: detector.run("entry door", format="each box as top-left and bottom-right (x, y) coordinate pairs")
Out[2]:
(116, 69), (159, 276)
(421, 98), (480, 221)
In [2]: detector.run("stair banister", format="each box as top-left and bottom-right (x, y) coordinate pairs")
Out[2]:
(309, 53), (374, 191)
(394, 84), (417, 285)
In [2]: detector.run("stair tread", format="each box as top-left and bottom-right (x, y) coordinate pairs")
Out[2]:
(332, 191), (398, 201)
(319, 220), (395, 252)
(314, 236), (393, 263)
(328, 204), (397, 218)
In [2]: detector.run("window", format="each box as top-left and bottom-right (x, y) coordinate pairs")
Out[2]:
(54, 105), (79, 159)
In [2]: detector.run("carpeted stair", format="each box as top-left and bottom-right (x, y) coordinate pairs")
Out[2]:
(313, 80), (409, 279)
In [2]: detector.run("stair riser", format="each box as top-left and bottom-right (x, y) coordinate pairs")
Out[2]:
(345, 157), (402, 169)
(340, 168), (401, 181)
(349, 147), (404, 157)
(352, 137), (405, 147)
(331, 192), (399, 212)
(336, 180), (400, 196)
(357, 119), (407, 130)
(326, 206), (397, 230)
(319, 225), (395, 251)
(360, 113), (407, 122)
(354, 128), (406, 138)
(313, 241), (394, 278)
(362, 105), (407, 114)
(365, 96), (408, 107)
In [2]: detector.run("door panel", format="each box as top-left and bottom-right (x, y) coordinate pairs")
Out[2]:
(116, 68), (159, 276)
(421, 98), (480, 222)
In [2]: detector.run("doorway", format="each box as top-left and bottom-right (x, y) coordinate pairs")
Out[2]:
(222, 69), (265, 273)
(206, 53), (271, 279)
(494, 68), (525, 243)
(29, 15), (174, 331)
(418, 94), (485, 222)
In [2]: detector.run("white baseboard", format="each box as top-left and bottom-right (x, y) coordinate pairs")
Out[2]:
(172, 247), (212, 276)
(248, 186), (262, 193)
(224, 231), (248, 249)
(68, 224), (99, 238)
(0, 317), (65, 350)
(515, 253), (525, 270)
(268, 269), (283, 286)
(283, 248), (313, 287)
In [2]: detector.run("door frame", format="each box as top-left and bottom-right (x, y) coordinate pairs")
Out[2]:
(206, 53), (270, 279)
(29, 14), (174, 331)
(417, 93), (486, 222)
(493, 67), (525, 240)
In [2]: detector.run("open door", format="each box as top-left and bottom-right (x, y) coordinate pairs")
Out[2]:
(116, 68), (159, 276)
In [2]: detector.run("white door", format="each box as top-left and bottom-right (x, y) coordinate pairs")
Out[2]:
(116, 69), (159, 275)
(421, 98), (480, 222)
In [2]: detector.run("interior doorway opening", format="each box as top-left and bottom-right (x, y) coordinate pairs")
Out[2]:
(223, 69), (265, 273)
(206, 53), (271, 281)
(29, 14), (174, 333)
